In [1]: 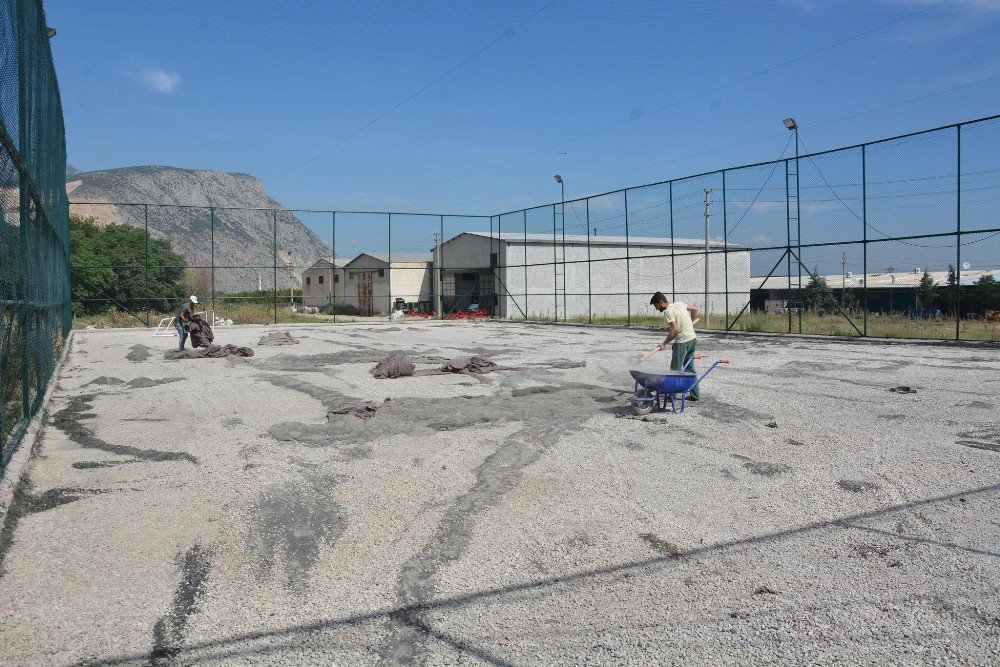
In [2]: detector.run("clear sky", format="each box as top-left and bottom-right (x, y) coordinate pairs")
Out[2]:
(48, 0), (999, 233)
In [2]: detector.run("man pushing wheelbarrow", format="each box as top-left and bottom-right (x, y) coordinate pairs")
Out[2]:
(644, 292), (701, 402)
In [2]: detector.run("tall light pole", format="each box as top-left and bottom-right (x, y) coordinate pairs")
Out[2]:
(704, 188), (712, 327)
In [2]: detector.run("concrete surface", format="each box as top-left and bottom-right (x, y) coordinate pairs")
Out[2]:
(0, 321), (998, 666)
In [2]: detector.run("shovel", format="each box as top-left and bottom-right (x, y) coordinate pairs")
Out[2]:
(639, 319), (701, 362)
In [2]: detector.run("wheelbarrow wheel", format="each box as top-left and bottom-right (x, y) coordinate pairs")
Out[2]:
(632, 389), (654, 416)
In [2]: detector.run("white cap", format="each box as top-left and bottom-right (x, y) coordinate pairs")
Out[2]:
(190, 295), (199, 304)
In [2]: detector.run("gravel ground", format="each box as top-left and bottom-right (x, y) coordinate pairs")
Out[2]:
(0, 321), (998, 666)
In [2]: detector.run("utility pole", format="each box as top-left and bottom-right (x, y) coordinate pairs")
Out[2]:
(433, 232), (442, 317)
(704, 188), (712, 327)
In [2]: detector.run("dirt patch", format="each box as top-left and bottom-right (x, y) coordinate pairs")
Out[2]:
(150, 545), (212, 663)
(247, 477), (346, 591)
(52, 394), (198, 464)
(732, 454), (792, 477)
(696, 397), (773, 425)
(957, 426), (1000, 453)
(638, 533), (682, 557)
(839, 480), (878, 493)
(126, 344), (152, 362)
(126, 377), (184, 389)
(86, 376), (125, 386)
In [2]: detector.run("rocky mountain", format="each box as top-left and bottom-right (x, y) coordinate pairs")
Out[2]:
(67, 166), (330, 292)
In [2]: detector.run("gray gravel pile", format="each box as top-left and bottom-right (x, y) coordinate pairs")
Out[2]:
(0, 321), (998, 665)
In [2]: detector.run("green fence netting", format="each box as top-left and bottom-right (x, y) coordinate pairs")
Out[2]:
(0, 0), (70, 474)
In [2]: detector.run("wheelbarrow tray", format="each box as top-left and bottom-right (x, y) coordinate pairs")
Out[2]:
(629, 368), (698, 394)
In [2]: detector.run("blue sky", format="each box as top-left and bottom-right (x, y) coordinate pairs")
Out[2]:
(48, 0), (1000, 273)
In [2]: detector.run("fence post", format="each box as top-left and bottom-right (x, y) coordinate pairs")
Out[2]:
(625, 189), (631, 327)
(497, 213), (502, 318)
(723, 170), (729, 330)
(862, 145), (868, 337)
(210, 207), (216, 321)
(785, 159), (792, 334)
(273, 209), (278, 325)
(669, 181), (676, 302)
(387, 213), (392, 318)
(439, 214), (445, 319)
(523, 210), (528, 319)
(586, 199), (592, 324)
(144, 204), (150, 326)
(956, 124), (962, 341)
(552, 205), (558, 321)
(330, 211), (346, 324)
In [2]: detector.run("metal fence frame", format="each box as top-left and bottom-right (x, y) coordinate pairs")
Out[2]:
(1, 0), (71, 474)
(68, 113), (1000, 344)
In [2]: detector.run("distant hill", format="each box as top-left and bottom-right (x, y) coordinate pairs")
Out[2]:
(67, 166), (330, 292)
(66, 164), (81, 179)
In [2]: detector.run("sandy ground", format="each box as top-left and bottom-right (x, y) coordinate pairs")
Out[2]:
(0, 321), (998, 666)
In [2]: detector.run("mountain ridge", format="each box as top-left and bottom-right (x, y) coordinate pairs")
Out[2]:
(67, 166), (330, 292)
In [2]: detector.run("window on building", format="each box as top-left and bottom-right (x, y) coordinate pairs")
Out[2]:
(319, 275), (324, 284)
(306, 276), (311, 285)
(378, 269), (385, 277)
(334, 275), (339, 283)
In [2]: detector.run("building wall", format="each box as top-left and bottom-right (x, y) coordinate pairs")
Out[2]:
(438, 234), (503, 314)
(302, 263), (344, 308)
(342, 257), (433, 314)
(343, 255), (388, 314)
(389, 262), (433, 309)
(500, 241), (750, 320)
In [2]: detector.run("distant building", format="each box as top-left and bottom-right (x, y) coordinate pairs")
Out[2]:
(751, 267), (1000, 314)
(434, 231), (750, 319)
(341, 253), (433, 316)
(301, 258), (347, 308)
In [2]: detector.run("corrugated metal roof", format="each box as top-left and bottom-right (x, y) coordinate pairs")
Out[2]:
(448, 231), (747, 249)
(305, 257), (349, 269)
(345, 252), (432, 265)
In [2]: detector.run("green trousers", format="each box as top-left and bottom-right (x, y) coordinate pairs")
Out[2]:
(671, 338), (700, 400)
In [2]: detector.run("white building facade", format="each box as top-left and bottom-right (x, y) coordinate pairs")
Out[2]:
(341, 253), (433, 316)
(436, 232), (750, 320)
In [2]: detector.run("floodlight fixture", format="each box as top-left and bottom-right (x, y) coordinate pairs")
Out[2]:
(783, 118), (797, 130)
(554, 174), (563, 184)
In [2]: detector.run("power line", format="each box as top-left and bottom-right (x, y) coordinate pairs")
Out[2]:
(343, 0), (956, 208)
(266, 0), (559, 186)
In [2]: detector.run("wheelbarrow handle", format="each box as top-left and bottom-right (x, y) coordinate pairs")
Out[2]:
(690, 358), (731, 390)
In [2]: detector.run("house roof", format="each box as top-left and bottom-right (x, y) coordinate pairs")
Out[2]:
(752, 268), (1000, 291)
(344, 252), (432, 267)
(442, 231), (747, 250)
(305, 257), (348, 270)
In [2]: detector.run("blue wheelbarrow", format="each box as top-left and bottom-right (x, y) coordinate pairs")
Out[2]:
(628, 355), (730, 415)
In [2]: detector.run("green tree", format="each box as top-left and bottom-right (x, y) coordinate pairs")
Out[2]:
(803, 272), (833, 312)
(916, 270), (936, 309)
(70, 215), (187, 316)
(940, 264), (958, 315)
(970, 274), (1000, 314)
(841, 289), (860, 313)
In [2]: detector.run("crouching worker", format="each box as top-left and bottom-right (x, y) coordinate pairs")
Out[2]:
(650, 292), (700, 401)
(175, 295), (198, 351)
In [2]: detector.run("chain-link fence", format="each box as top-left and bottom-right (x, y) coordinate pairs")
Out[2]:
(69, 114), (1000, 344)
(1, 0), (70, 474)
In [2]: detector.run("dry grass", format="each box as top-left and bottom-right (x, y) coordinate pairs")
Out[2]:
(565, 312), (1000, 342)
(72, 304), (344, 329)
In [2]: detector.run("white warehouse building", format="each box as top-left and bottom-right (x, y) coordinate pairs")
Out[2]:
(435, 231), (750, 320)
